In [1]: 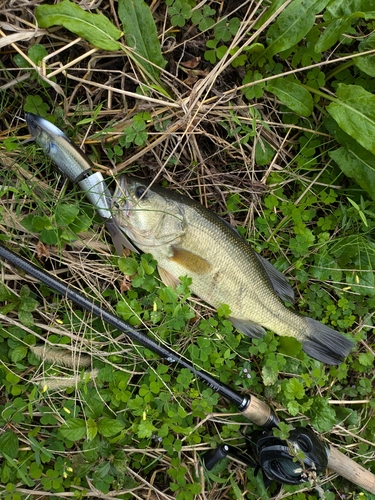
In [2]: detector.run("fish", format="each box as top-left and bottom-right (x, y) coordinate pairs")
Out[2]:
(25, 113), (137, 254)
(112, 176), (355, 365)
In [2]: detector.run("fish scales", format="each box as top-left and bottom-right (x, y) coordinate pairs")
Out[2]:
(113, 177), (355, 365)
(163, 201), (289, 328)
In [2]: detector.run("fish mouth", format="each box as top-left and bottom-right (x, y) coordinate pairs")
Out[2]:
(111, 176), (156, 248)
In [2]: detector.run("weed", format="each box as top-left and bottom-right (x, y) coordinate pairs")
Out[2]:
(1, 0), (375, 499)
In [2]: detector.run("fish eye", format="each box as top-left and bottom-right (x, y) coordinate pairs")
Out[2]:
(135, 186), (147, 199)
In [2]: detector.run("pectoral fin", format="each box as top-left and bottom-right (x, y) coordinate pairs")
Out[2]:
(158, 266), (180, 288)
(170, 246), (211, 274)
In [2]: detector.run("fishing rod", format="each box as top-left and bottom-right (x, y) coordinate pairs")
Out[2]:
(0, 242), (374, 494)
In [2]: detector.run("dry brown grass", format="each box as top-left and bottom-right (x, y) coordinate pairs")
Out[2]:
(1, 1), (374, 499)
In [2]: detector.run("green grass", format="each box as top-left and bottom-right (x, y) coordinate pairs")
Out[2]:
(0, 1), (375, 499)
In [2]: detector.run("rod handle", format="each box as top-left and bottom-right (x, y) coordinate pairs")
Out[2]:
(328, 445), (375, 494)
(241, 395), (278, 429)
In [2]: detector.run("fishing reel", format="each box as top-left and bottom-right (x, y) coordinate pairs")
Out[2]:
(202, 426), (328, 486)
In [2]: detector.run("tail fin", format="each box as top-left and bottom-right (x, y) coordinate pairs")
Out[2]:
(301, 318), (354, 365)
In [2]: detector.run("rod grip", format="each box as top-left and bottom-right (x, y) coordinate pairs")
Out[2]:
(328, 445), (375, 494)
(241, 395), (278, 429)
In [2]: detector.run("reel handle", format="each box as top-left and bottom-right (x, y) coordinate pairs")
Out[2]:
(203, 445), (230, 470)
(328, 446), (375, 494)
(202, 444), (257, 471)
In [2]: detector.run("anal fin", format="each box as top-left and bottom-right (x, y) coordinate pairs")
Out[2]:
(230, 317), (266, 339)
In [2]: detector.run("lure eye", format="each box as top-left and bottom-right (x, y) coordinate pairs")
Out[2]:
(28, 118), (38, 134)
(135, 186), (146, 199)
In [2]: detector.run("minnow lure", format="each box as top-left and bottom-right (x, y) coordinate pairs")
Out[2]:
(26, 113), (137, 254)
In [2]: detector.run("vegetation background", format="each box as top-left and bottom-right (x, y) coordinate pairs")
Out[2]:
(0, 0), (375, 498)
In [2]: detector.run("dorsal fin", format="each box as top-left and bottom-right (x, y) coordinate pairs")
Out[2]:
(255, 253), (295, 304)
(218, 216), (295, 304)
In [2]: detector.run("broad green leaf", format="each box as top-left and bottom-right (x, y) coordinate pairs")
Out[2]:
(267, 79), (313, 116)
(358, 351), (374, 366)
(314, 16), (353, 53)
(309, 397), (336, 432)
(69, 212), (92, 234)
(261, 364), (278, 386)
(141, 255), (156, 275)
(6, 372), (20, 384)
(327, 84), (375, 155)
(327, 0), (374, 17)
(329, 147), (375, 201)
(40, 228), (59, 245)
(355, 32), (375, 77)
(137, 419), (157, 438)
(28, 44), (49, 65)
(0, 431), (19, 459)
(24, 95), (50, 117)
(253, 0), (286, 30)
(285, 378), (305, 400)
(278, 336), (302, 357)
(0, 283), (14, 301)
(55, 204), (80, 226)
(118, 257), (139, 275)
(87, 417), (98, 441)
(118, 0), (167, 82)
(35, 0), (122, 51)
(20, 296), (38, 312)
(326, 116), (375, 200)
(11, 345), (28, 363)
(311, 253), (343, 282)
(32, 215), (51, 231)
(355, 54), (375, 78)
(18, 310), (34, 327)
(345, 241), (375, 297)
(60, 418), (87, 441)
(97, 417), (124, 437)
(255, 139), (275, 166)
(266, 0), (330, 58)
(287, 400), (300, 416)
(335, 407), (359, 427)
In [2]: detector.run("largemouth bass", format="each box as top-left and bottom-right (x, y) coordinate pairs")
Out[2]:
(26, 113), (136, 254)
(112, 177), (354, 365)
